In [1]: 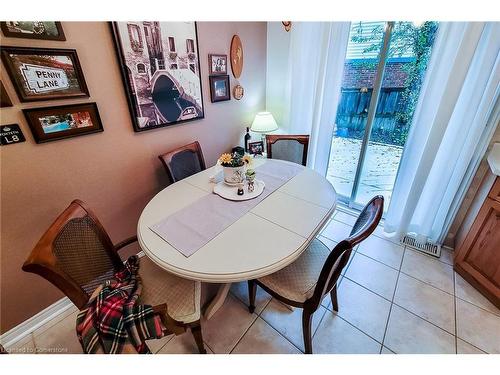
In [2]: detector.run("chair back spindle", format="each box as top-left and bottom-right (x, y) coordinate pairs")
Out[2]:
(348, 195), (384, 247)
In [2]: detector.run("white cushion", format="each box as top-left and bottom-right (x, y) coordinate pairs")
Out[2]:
(139, 257), (201, 323)
(258, 239), (331, 303)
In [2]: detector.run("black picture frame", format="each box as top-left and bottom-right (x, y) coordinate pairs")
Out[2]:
(23, 103), (103, 144)
(110, 22), (205, 132)
(209, 75), (230, 103)
(0, 46), (89, 102)
(1, 22), (66, 41)
(248, 141), (264, 155)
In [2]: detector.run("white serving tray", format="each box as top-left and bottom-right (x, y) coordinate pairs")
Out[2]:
(213, 180), (265, 201)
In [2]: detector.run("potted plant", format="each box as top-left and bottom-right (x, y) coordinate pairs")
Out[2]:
(218, 153), (252, 184)
(245, 169), (256, 192)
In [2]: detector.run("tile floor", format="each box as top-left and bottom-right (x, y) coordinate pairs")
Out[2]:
(5, 209), (499, 354)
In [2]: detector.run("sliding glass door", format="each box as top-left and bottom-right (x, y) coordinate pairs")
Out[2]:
(326, 21), (439, 211)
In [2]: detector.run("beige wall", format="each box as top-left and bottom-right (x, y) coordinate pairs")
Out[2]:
(266, 21), (291, 130)
(0, 21), (267, 333)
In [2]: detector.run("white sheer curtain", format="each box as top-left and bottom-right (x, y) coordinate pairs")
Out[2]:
(281, 22), (351, 174)
(384, 22), (500, 245)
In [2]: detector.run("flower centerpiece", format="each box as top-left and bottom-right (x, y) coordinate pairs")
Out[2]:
(218, 153), (252, 184)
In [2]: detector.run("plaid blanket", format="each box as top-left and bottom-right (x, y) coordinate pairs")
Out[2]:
(76, 256), (166, 354)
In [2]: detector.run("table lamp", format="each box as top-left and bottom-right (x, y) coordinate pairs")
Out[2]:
(250, 112), (278, 153)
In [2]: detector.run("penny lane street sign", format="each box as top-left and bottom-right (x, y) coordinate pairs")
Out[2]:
(20, 64), (69, 94)
(0, 124), (26, 146)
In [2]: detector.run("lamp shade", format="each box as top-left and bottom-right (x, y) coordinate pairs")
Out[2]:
(250, 112), (278, 133)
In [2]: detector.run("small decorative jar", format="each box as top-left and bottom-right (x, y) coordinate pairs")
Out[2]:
(247, 179), (255, 193)
(246, 169), (256, 193)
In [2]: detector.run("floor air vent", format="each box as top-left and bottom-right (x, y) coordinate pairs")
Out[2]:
(401, 235), (441, 258)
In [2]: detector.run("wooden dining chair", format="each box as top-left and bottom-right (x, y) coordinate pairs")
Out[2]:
(247, 195), (384, 353)
(266, 135), (310, 166)
(158, 141), (206, 183)
(22, 199), (206, 354)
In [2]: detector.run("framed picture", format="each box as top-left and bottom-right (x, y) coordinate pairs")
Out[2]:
(208, 54), (227, 75)
(209, 75), (230, 103)
(1, 81), (13, 107)
(0, 22), (66, 41)
(0, 46), (89, 102)
(23, 103), (103, 143)
(248, 141), (264, 155)
(111, 22), (204, 132)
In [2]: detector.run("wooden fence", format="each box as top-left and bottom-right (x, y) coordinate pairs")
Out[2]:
(335, 88), (408, 134)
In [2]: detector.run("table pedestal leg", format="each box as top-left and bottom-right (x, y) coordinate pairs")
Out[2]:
(204, 283), (232, 320)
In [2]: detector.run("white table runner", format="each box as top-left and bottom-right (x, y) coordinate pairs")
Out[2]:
(150, 160), (304, 257)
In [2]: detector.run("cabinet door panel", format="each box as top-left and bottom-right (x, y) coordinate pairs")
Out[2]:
(462, 203), (500, 285)
(488, 176), (500, 203)
(455, 196), (500, 307)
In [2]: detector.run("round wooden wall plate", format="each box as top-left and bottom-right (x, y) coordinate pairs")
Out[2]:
(230, 35), (243, 79)
(233, 84), (244, 100)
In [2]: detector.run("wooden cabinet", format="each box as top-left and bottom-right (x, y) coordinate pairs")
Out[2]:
(455, 176), (500, 308)
(489, 176), (500, 203)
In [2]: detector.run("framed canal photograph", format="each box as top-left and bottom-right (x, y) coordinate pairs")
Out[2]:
(0, 47), (89, 102)
(1, 22), (66, 41)
(111, 22), (204, 132)
(23, 103), (103, 143)
(208, 54), (227, 75)
(209, 75), (230, 102)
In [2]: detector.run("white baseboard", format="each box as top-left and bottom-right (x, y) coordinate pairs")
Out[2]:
(0, 251), (146, 349)
(442, 244), (455, 252)
(0, 297), (74, 349)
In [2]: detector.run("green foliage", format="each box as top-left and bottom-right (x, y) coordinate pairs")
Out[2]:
(393, 22), (438, 125)
(350, 21), (439, 143)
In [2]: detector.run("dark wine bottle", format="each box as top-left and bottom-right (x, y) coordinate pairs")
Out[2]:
(244, 127), (251, 152)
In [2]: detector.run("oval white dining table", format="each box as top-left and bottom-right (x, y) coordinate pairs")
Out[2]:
(137, 158), (337, 319)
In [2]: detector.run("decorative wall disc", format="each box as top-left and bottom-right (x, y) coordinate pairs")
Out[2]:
(230, 35), (243, 79)
(233, 84), (244, 100)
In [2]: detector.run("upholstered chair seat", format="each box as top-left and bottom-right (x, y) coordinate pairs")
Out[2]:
(257, 239), (331, 303)
(139, 257), (201, 323)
